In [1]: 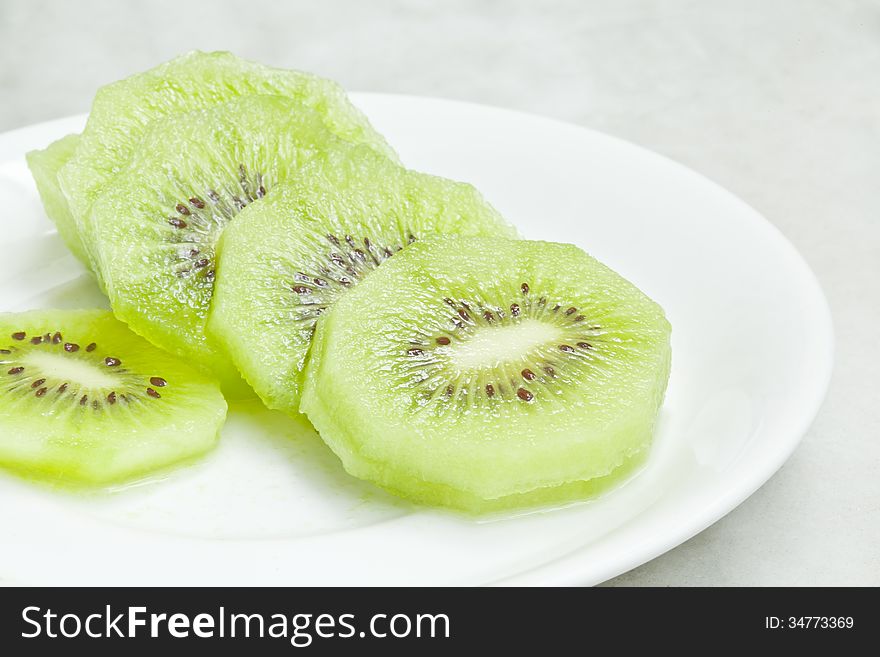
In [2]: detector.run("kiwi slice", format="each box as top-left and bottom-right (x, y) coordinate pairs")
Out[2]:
(208, 145), (516, 413)
(84, 95), (353, 390)
(25, 134), (88, 264)
(0, 309), (226, 485)
(57, 50), (395, 232)
(300, 237), (672, 512)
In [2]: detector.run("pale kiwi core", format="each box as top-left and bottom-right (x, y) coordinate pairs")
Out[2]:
(22, 351), (120, 389)
(447, 319), (564, 372)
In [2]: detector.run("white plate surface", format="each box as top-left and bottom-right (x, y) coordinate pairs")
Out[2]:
(0, 95), (832, 586)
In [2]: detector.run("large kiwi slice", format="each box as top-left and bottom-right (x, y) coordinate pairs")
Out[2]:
(208, 146), (515, 413)
(0, 309), (226, 485)
(25, 134), (87, 264)
(57, 50), (395, 234)
(300, 237), (672, 512)
(84, 95), (352, 390)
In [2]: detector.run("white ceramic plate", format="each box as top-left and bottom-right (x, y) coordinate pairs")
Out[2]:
(0, 95), (832, 586)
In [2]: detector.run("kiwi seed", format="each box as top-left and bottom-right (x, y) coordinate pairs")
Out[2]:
(517, 388), (534, 402)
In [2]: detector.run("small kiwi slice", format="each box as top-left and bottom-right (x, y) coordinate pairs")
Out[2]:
(300, 236), (672, 512)
(84, 95), (353, 391)
(25, 134), (88, 264)
(208, 145), (515, 413)
(0, 309), (226, 485)
(57, 50), (395, 232)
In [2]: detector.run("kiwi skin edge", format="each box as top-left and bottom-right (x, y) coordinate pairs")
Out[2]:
(351, 447), (651, 516)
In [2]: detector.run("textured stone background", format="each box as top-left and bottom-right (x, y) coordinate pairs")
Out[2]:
(1, 0), (877, 585)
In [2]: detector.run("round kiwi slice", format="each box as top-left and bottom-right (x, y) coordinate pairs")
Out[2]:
(0, 309), (226, 485)
(26, 134), (87, 265)
(300, 236), (672, 513)
(208, 145), (516, 413)
(58, 50), (395, 233)
(85, 95), (355, 390)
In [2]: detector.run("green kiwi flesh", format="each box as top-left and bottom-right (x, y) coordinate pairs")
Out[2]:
(57, 50), (395, 245)
(300, 237), (671, 513)
(0, 309), (226, 485)
(208, 145), (516, 413)
(25, 134), (87, 264)
(84, 95), (357, 392)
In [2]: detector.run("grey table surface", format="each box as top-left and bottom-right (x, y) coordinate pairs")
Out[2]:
(1, 0), (877, 586)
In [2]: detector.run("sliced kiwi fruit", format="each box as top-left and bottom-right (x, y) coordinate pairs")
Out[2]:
(57, 50), (395, 236)
(300, 236), (672, 512)
(0, 309), (226, 485)
(25, 133), (88, 264)
(208, 145), (516, 413)
(84, 95), (356, 391)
